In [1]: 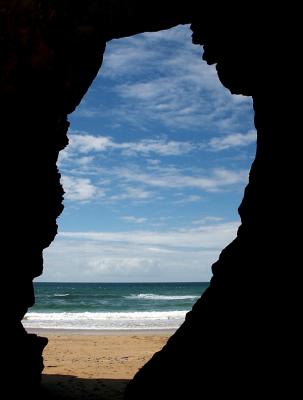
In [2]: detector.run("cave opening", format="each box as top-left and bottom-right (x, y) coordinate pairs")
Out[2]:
(27, 23), (256, 322)
(22, 25), (256, 398)
(1, 2), (294, 398)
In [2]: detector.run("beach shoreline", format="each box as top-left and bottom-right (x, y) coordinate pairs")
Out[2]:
(38, 331), (171, 399)
(27, 327), (176, 336)
(26, 282), (200, 398)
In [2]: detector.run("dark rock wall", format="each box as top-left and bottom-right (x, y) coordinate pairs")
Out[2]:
(0, 0), (297, 397)
(125, 6), (298, 399)
(1, 0), (105, 390)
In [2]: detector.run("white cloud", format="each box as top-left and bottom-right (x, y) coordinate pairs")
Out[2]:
(115, 166), (248, 192)
(66, 132), (195, 157)
(118, 80), (165, 100)
(101, 25), (190, 79)
(73, 108), (101, 118)
(102, 26), (253, 132)
(121, 216), (148, 224)
(146, 159), (161, 166)
(61, 175), (100, 201)
(60, 148), (248, 204)
(142, 26), (191, 43)
(41, 220), (240, 282)
(68, 134), (113, 153)
(42, 26), (253, 283)
(173, 194), (203, 204)
(120, 138), (195, 156)
(60, 162), (248, 203)
(109, 186), (154, 201)
(74, 156), (95, 166)
(101, 44), (158, 78)
(58, 221), (239, 249)
(76, 25), (253, 133)
(192, 216), (223, 225)
(208, 130), (257, 151)
(86, 257), (158, 277)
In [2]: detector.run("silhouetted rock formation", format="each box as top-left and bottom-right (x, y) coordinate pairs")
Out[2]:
(1, 0), (104, 391)
(0, 0), (297, 397)
(125, 6), (298, 399)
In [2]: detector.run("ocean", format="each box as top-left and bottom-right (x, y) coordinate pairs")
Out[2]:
(23, 282), (209, 331)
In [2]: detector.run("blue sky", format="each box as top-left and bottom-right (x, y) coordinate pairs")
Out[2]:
(40, 25), (255, 282)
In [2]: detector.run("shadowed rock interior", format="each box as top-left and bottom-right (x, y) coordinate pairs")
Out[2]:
(0, 1), (298, 397)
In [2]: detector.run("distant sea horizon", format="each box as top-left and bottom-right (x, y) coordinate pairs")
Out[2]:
(24, 282), (209, 331)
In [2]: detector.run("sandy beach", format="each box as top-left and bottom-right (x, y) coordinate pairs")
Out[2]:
(39, 330), (171, 399)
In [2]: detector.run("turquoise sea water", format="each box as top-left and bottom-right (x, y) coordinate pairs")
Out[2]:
(23, 282), (209, 330)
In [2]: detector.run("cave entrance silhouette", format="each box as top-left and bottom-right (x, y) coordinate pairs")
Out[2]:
(1, 2), (294, 398)
(36, 24), (258, 396)
(49, 25), (255, 285)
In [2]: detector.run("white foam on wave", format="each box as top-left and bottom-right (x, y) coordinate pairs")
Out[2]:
(54, 294), (69, 297)
(125, 293), (198, 301)
(23, 311), (187, 330)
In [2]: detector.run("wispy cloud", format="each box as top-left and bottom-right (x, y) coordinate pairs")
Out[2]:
(60, 129), (255, 171)
(121, 138), (195, 156)
(101, 43), (158, 79)
(58, 221), (239, 249)
(94, 25), (254, 132)
(121, 216), (148, 224)
(43, 26), (254, 283)
(61, 175), (102, 202)
(208, 130), (257, 151)
(69, 134), (112, 152)
(64, 132), (196, 157)
(192, 216), (224, 225)
(41, 220), (240, 282)
(109, 186), (154, 201)
(114, 166), (248, 192)
(173, 194), (203, 204)
(60, 160), (248, 204)
(101, 25), (191, 79)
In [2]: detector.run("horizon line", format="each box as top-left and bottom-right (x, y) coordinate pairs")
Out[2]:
(34, 281), (210, 284)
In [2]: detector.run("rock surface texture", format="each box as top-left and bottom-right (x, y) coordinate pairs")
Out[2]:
(0, 0), (297, 397)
